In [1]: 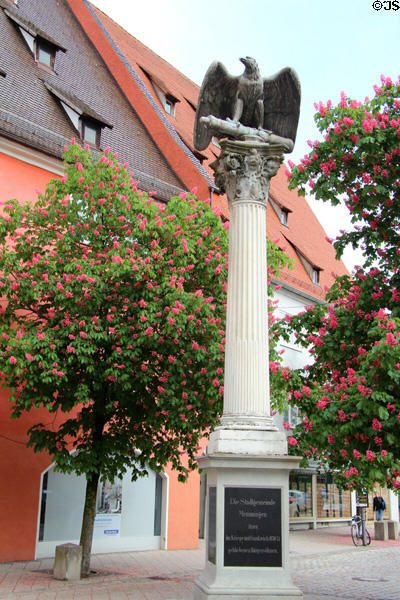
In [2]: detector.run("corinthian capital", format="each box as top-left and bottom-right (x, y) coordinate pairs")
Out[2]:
(210, 139), (283, 205)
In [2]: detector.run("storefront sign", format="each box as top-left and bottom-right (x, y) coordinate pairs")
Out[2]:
(93, 513), (121, 538)
(224, 487), (281, 567)
(356, 489), (369, 507)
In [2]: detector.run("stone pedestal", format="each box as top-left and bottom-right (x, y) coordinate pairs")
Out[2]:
(193, 453), (302, 600)
(374, 521), (388, 541)
(53, 543), (82, 580)
(388, 521), (399, 539)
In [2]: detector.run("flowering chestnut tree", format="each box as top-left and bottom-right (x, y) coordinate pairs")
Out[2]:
(275, 76), (400, 493)
(0, 143), (289, 574)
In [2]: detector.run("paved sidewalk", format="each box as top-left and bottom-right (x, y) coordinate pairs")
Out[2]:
(0, 525), (399, 599)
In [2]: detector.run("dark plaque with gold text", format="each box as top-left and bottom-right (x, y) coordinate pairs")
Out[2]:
(224, 487), (281, 567)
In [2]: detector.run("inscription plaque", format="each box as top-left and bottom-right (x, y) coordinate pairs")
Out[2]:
(208, 487), (216, 564)
(224, 487), (281, 567)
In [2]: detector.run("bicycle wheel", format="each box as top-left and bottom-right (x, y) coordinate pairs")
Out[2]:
(351, 523), (361, 546)
(365, 529), (371, 546)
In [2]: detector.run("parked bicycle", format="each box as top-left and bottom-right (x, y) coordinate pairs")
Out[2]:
(351, 514), (371, 546)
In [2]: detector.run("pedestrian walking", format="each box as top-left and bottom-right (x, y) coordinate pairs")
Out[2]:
(373, 492), (386, 521)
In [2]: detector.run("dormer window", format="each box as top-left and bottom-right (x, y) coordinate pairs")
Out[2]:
(60, 103), (102, 147)
(81, 118), (101, 146)
(44, 82), (112, 148)
(269, 196), (291, 227)
(5, 8), (66, 71)
(36, 39), (55, 68)
(165, 98), (175, 116)
(296, 250), (321, 286)
(279, 208), (289, 226)
(283, 234), (322, 287)
(139, 66), (179, 118)
(311, 267), (320, 285)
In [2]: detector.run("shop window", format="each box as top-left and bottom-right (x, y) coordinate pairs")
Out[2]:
(316, 474), (352, 519)
(37, 463), (162, 552)
(289, 471), (313, 518)
(97, 479), (122, 514)
(153, 474), (163, 536)
(38, 471), (48, 541)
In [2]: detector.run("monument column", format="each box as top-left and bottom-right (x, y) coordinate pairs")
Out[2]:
(193, 57), (302, 600)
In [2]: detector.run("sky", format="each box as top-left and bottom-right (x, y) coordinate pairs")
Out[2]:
(89, 0), (400, 271)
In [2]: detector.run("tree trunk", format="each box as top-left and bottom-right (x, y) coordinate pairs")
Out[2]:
(79, 471), (101, 577)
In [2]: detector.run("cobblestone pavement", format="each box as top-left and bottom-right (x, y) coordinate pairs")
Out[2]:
(291, 547), (400, 599)
(0, 526), (399, 599)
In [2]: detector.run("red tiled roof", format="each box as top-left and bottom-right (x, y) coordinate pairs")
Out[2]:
(71, 1), (348, 301)
(266, 166), (348, 298)
(66, 0), (213, 199)
(88, 3), (219, 173)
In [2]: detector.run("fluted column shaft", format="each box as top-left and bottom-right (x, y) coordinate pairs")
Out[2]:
(222, 199), (270, 423)
(211, 139), (282, 430)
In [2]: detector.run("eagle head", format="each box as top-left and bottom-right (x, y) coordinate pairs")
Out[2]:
(240, 57), (260, 79)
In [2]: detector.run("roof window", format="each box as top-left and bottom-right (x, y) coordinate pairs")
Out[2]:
(60, 102), (102, 147)
(81, 118), (101, 146)
(139, 66), (179, 117)
(282, 234), (322, 286)
(5, 7), (66, 71)
(311, 267), (320, 285)
(36, 38), (56, 69)
(164, 97), (175, 116)
(296, 250), (321, 286)
(279, 208), (289, 226)
(44, 82), (112, 148)
(269, 196), (291, 227)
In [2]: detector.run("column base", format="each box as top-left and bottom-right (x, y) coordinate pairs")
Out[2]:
(219, 414), (276, 430)
(207, 427), (288, 456)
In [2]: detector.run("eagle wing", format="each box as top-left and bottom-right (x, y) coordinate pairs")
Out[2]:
(263, 67), (301, 142)
(194, 61), (239, 151)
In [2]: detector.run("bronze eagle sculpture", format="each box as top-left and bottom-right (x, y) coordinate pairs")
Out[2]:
(194, 57), (301, 151)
